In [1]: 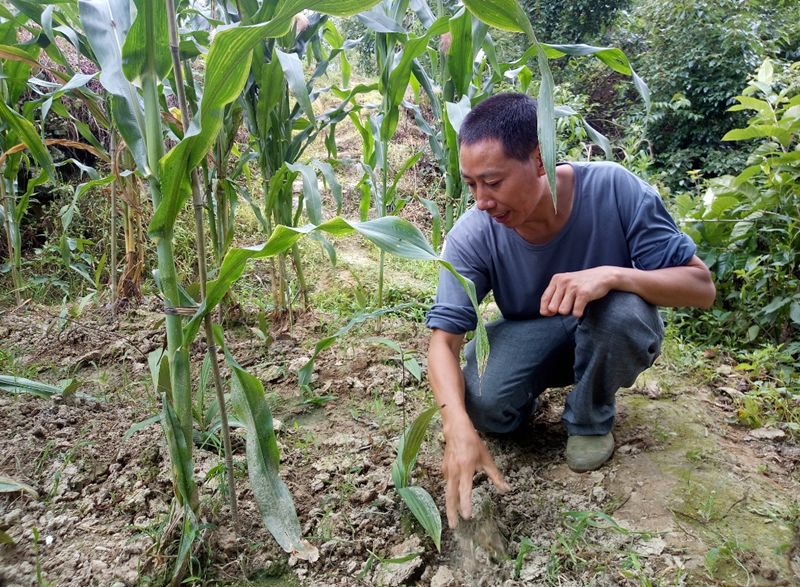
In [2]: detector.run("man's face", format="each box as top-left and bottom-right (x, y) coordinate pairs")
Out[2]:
(459, 138), (544, 230)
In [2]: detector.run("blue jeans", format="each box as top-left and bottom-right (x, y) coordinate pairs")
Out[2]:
(462, 292), (664, 436)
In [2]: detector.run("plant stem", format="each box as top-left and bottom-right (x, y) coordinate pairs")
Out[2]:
(142, 0), (197, 511)
(167, 0), (239, 523)
(0, 176), (21, 305)
(109, 133), (118, 312)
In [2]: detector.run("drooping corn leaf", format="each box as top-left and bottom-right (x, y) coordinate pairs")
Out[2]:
(161, 392), (198, 510)
(0, 375), (81, 399)
(0, 474), (39, 499)
(214, 326), (319, 562)
(181, 215), (489, 376)
(541, 44), (650, 111)
(397, 486), (442, 551)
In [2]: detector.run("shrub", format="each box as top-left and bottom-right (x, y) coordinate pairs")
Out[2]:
(673, 59), (800, 351)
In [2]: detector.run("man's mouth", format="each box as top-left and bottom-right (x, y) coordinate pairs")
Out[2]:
(492, 212), (510, 224)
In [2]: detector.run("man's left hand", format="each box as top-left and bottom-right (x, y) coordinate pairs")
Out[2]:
(540, 267), (614, 318)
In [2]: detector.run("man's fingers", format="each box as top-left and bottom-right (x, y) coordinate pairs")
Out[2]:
(458, 472), (473, 522)
(444, 477), (459, 529)
(558, 289), (576, 316)
(482, 458), (510, 493)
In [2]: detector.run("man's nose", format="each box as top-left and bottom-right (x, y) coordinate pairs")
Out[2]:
(475, 188), (495, 211)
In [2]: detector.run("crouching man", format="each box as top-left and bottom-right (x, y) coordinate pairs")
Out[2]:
(425, 93), (716, 529)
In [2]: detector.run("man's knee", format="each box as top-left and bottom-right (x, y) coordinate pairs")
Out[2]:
(583, 292), (663, 347)
(464, 388), (529, 434)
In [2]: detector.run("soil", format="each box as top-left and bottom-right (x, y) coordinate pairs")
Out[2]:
(1, 292), (799, 586)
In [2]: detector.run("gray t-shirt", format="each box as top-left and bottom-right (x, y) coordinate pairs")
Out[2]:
(425, 161), (697, 334)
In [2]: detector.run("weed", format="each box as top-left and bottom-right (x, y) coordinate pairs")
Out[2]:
(31, 527), (53, 587)
(704, 538), (751, 584)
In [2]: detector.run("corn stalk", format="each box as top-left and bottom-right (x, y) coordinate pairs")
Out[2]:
(166, 0), (238, 523)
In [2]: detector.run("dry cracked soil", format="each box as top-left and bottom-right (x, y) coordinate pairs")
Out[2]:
(1, 300), (799, 587)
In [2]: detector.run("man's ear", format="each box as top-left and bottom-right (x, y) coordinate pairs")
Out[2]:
(531, 145), (546, 177)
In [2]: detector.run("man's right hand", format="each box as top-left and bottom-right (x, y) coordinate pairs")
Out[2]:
(442, 423), (510, 529)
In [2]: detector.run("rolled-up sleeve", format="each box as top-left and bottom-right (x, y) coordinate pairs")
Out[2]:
(425, 230), (489, 334)
(625, 186), (696, 270)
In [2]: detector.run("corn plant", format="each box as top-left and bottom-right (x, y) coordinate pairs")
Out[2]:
(230, 3), (370, 313)
(392, 405), (442, 550)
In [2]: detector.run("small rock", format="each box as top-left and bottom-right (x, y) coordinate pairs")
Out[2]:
(635, 536), (667, 557)
(430, 565), (456, 587)
(263, 365), (283, 382)
(591, 486), (607, 503)
(90, 559), (109, 575)
(748, 427), (786, 441)
(588, 471), (604, 485)
(393, 390), (405, 406)
(4, 507), (23, 526)
(716, 386), (744, 400)
(373, 536), (423, 586)
(617, 443), (640, 455)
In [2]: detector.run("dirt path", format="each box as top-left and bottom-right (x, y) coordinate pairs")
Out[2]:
(1, 302), (798, 586)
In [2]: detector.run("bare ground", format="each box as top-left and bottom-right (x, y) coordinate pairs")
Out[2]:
(1, 292), (799, 587)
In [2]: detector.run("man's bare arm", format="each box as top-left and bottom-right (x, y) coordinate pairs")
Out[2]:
(428, 328), (509, 528)
(541, 255), (716, 318)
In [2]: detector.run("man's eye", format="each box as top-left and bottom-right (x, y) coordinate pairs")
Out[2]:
(486, 181), (500, 188)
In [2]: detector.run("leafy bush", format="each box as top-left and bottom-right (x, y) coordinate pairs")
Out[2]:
(611, 0), (800, 186)
(521, 0), (631, 44)
(674, 59), (800, 351)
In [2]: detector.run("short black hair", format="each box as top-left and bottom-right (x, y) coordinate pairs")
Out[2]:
(458, 93), (538, 161)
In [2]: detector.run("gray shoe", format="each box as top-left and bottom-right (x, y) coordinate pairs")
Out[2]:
(566, 432), (614, 473)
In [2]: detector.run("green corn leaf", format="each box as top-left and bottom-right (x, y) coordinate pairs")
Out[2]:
(171, 506), (198, 583)
(78, 0), (148, 172)
(385, 151), (423, 208)
(0, 375), (59, 398)
(60, 174), (115, 233)
(393, 405), (437, 489)
(462, 0), (534, 38)
(0, 101), (55, 180)
(381, 17), (449, 139)
(418, 196), (442, 251)
(286, 162), (322, 224)
(312, 159), (343, 214)
(123, 413), (162, 441)
(180, 215), (489, 376)
(161, 393), (198, 510)
(0, 475), (39, 499)
(536, 44), (557, 210)
(275, 47), (315, 123)
(148, 348), (170, 400)
(396, 486), (442, 550)
(214, 326), (318, 562)
(151, 0), (382, 240)
(446, 8), (473, 98)
(445, 96), (472, 134)
(540, 44), (650, 110)
(356, 4), (406, 33)
(121, 0), (171, 82)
